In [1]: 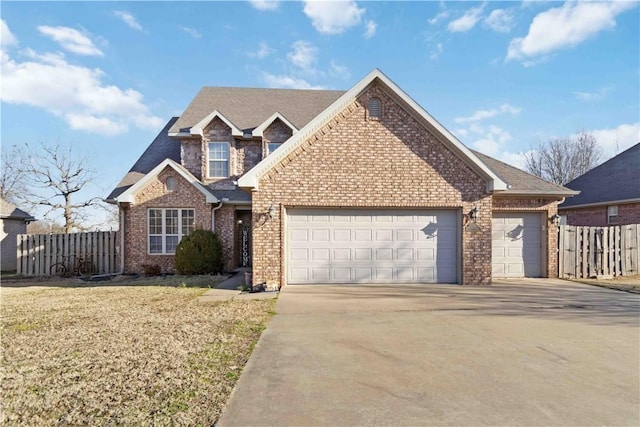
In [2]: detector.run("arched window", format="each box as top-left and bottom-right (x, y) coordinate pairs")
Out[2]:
(165, 176), (176, 192)
(368, 98), (382, 119)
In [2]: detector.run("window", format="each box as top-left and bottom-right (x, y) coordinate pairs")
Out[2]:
(208, 142), (229, 178)
(148, 209), (195, 254)
(268, 142), (282, 155)
(607, 205), (618, 224)
(368, 98), (381, 119)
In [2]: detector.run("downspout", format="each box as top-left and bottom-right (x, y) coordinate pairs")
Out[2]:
(211, 200), (224, 232)
(118, 203), (125, 274)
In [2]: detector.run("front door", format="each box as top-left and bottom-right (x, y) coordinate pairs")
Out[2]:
(235, 210), (252, 268)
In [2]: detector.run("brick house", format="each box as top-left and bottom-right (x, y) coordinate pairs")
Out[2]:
(559, 143), (640, 226)
(107, 69), (576, 285)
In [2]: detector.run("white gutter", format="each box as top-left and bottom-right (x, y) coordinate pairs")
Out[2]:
(558, 197), (640, 210)
(211, 200), (225, 232)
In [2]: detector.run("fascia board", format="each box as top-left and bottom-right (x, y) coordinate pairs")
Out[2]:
(115, 159), (218, 204)
(252, 112), (299, 137)
(190, 110), (243, 137)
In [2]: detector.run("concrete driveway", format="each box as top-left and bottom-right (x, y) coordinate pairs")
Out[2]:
(217, 279), (640, 426)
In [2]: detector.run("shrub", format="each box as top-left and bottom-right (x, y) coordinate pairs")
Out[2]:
(174, 230), (224, 275)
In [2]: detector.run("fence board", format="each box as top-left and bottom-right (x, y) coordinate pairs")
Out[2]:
(16, 231), (118, 276)
(559, 224), (639, 279)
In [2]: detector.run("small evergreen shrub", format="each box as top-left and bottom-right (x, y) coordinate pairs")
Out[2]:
(174, 230), (223, 275)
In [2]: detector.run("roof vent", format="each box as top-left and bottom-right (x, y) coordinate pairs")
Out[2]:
(368, 98), (381, 119)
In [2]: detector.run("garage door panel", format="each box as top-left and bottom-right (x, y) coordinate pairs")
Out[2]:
(492, 212), (542, 278)
(288, 209), (459, 284)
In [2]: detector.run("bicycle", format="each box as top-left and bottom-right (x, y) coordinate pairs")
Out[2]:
(49, 256), (96, 277)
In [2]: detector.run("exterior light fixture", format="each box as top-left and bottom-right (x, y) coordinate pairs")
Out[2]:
(549, 213), (561, 225)
(469, 206), (479, 222)
(268, 204), (276, 220)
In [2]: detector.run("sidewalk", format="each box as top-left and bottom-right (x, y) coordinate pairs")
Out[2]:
(198, 272), (277, 303)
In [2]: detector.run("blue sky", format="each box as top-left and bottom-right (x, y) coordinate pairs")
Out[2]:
(1, 1), (639, 227)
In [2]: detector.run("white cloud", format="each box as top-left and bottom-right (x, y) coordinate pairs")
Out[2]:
(287, 40), (317, 71)
(37, 26), (103, 56)
(180, 26), (201, 39)
(364, 20), (376, 39)
(484, 8), (514, 33)
(249, 0), (279, 11)
(507, 1), (636, 62)
(588, 123), (639, 160)
(114, 11), (143, 31)
(329, 61), (350, 79)
(454, 103), (521, 124)
(1, 19), (17, 47)
(428, 11), (449, 25)
(573, 86), (613, 102)
(0, 48), (162, 136)
(303, 0), (365, 35)
(447, 5), (484, 33)
(429, 42), (443, 60)
(261, 72), (324, 90)
(248, 41), (274, 59)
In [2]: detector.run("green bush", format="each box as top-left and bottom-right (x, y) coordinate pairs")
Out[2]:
(174, 230), (224, 275)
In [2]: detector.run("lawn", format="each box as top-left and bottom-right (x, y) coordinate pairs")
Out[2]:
(0, 277), (275, 425)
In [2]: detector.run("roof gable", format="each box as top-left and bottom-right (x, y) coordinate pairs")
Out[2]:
(252, 112), (298, 138)
(0, 198), (35, 221)
(561, 142), (640, 208)
(189, 110), (243, 137)
(238, 69), (507, 192)
(115, 159), (218, 204)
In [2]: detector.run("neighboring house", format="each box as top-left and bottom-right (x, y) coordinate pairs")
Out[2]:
(1, 198), (35, 271)
(107, 69), (576, 285)
(559, 143), (640, 226)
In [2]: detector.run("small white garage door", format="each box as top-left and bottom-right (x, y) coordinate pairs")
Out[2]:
(287, 209), (458, 284)
(492, 212), (543, 277)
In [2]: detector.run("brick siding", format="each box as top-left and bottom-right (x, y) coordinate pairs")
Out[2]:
(560, 202), (640, 226)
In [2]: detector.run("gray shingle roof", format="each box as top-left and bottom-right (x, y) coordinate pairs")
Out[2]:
(560, 143), (640, 208)
(0, 198), (35, 221)
(169, 87), (345, 134)
(106, 118), (181, 200)
(472, 151), (577, 196)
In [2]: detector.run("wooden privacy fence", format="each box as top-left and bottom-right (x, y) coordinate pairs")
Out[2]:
(17, 231), (119, 276)
(559, 224), (639, 279)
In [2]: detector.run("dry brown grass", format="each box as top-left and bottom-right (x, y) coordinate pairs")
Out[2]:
(576, 274), (640, 294)
(0, 281), (275, 425)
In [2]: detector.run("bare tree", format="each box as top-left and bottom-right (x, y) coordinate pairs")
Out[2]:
(524, 132), (602, 185)
(0, 146), (27, 204)
(4, 143), (102, 233)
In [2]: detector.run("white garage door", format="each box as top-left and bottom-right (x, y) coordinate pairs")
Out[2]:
(492, 212), (543, 277)
(287, 209), (458, 284)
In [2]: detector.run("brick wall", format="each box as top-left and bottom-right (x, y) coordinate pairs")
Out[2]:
(493, 197), (560, 278)
(123, 167), (212, 274)
(251, 83), (491, 286)
(263, 119), (293, 157)
(560, 202), (640, 226)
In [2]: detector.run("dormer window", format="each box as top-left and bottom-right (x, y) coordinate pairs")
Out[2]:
(208, 142), (230, 178)
(368, 98), (381, 119)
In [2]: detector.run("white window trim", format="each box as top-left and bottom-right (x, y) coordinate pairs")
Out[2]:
(148, 208), (195, 255)
(208, 141), (230, 178)
(607, 205), (619, 224)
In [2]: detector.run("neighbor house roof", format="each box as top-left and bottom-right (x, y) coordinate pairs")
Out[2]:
(168, 87), (345, 135)
(472, 151), (579, 197)
(560, 142), (640, 209)
(0, 198), (35, 221)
